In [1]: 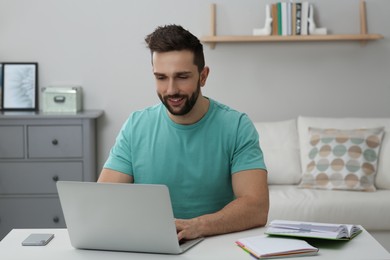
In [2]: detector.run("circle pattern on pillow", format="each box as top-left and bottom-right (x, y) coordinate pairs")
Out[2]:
(299, 127), (384, 192)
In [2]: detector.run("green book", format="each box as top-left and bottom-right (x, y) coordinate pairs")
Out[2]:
(277, 2), (282, 35)
(265, 220), (363, 240)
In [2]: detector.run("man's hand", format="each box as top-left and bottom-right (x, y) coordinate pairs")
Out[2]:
(175, 218), (203, 241)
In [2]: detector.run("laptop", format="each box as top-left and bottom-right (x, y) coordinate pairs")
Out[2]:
(56, 181), (204, 254)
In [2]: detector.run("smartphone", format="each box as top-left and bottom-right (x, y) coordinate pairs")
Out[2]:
(21, 233), (54, 246)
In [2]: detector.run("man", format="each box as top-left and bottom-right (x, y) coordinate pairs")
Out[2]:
(98, 25), (269, 241)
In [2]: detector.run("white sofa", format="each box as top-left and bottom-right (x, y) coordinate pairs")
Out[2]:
(254, 116), (390, 251)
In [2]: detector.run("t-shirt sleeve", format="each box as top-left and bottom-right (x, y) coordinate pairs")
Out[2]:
(231, 114), (267, 174)
(103, 117), (134, 175)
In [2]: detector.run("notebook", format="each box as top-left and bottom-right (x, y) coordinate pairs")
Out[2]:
(56, 181), (204, 254)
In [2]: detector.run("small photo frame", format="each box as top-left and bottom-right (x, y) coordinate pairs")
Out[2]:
(1, 62), (38, 111)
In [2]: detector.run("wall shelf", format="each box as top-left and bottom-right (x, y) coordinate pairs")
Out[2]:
(201, 1), (384, 48)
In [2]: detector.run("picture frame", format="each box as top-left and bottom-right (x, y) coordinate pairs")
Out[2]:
(1, 62), (38, 111)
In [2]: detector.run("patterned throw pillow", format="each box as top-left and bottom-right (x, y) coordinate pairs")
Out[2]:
(299, 127), (384, 192)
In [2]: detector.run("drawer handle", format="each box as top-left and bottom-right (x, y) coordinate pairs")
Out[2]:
(52, 175), (59, 182)
(54, 96), (66, 103)
(53, 216), (60, 223)
(52, 139), (59, 145)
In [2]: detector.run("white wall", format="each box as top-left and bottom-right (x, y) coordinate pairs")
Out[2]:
(1, 0), (389, 173)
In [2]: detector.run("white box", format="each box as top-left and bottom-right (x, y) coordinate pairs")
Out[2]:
(42, 87), (82, 113)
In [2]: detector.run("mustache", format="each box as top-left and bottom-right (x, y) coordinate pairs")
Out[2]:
(164, 94), (186, 99)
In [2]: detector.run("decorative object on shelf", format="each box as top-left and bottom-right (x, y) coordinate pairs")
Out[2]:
(253, 4), (272, 36)
(308, 4), (327, 35)
(1, 62), (38, 111)
(41, 86), (83, 113)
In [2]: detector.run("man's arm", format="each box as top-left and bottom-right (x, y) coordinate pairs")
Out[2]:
(175, 169), (269, 240)
(98, 168), (134, 183)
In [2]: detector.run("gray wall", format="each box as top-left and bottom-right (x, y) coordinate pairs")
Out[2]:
(1, 0), (389, 172)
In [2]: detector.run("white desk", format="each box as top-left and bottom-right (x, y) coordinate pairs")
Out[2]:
(0, 227), (389, 260)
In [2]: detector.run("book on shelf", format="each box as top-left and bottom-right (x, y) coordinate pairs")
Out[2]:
(286, 2), (292, 35)
(236, 235), (318, 259)
(265, 220), (363, 240)
(292, 3), (297, 35)
(281, 2), (288, 36)
(300, 2), (309, 35)
(295, 2), (302, 35)
(271, 4), (279, 35)
(277, 2), (282, 35)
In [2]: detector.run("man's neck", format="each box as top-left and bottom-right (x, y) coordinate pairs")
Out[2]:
(168, 96), (210, 125)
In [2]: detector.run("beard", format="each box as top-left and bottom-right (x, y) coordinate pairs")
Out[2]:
(158, 82), (201, 116)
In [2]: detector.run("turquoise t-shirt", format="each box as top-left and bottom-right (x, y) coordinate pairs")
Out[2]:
(104, 98), (266, 219)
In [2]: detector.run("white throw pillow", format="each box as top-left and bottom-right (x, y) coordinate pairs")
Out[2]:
(254, 119), (301, 185)
(298, 116), (390, 189)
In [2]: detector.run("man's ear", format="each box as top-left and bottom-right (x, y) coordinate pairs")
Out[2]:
(200, 66), (210, 86)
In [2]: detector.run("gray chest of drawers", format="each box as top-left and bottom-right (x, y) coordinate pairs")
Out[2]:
(0, 110), (103, 240)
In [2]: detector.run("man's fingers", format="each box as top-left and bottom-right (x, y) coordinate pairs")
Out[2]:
(175, 218), (199, 240)
(177, 230), (184, 241)
(175, 219), (185, 240)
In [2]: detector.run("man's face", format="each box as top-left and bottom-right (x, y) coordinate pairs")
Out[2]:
(153, 50), (202, 116)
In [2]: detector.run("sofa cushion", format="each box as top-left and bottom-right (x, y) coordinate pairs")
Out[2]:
(298, 116), (390, 189)
(299, 127), (384, 192)
(268, 185), (390, 231)
(254, 119), (301, 185)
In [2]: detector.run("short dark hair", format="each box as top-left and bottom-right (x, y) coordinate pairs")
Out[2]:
(145, 24), (205, 73)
